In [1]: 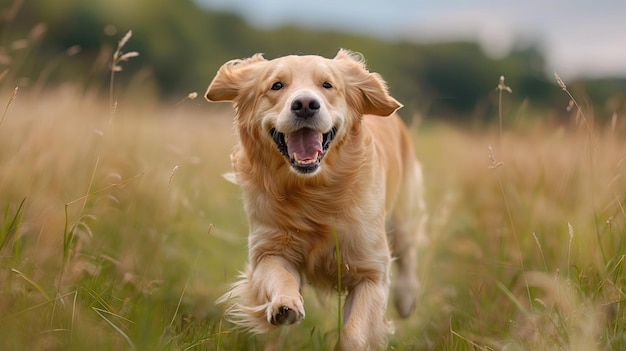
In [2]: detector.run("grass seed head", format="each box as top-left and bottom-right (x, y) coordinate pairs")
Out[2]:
(497, 75), (513, 93)
(554, 73), (567, 91)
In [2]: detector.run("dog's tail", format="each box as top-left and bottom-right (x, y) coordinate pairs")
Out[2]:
(216, 267), (275, 334)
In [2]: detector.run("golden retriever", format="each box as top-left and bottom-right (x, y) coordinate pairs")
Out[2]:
(205, 49), (427, 350)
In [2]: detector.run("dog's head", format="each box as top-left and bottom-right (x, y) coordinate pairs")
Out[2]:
(205, 49), (402, 176)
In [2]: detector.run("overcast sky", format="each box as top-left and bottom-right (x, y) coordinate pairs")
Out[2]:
(195, 0), (626, 80)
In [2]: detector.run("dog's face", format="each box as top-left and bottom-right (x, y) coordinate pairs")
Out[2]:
(206, 49), (402, 176)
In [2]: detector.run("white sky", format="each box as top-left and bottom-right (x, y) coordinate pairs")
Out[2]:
(195, 0), (626, 79)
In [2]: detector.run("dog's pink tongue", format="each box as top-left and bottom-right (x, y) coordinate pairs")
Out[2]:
(286, 128), (322, 162)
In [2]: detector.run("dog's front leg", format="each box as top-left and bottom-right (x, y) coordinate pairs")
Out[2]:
(337, 277), (392, 351)
(252, 256), (305, 326)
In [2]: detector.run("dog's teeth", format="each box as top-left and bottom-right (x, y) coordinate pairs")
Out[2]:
(293, 153), (303, 164)
(293, 153), (319, 165)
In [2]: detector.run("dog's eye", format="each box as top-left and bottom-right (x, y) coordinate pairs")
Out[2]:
(322, 82), (333, 89)
(270, 82), (284, 91)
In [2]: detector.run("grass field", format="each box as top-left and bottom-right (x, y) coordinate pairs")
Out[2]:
(1, 73), (625, 351)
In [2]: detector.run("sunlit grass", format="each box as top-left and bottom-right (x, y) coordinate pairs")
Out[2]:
(0, 81), (624, 350)
(0, 85), (248, 350)
(408, 83), (626, 350)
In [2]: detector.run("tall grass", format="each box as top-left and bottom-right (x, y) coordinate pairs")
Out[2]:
(2, 83), (624, 350)
(408, 75), (626, 350)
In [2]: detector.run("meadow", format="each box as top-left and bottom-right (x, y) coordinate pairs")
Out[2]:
(1, 42), (625, 351)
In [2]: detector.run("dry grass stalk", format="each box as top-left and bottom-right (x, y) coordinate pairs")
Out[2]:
(487, 144), (503, 169)
(0, 86), (18, 128)
(554, 73), (597, 148)
(109, 30), (139, 123)
(168, 165), (179, 185)
(496, 75), (512, 147)
(176, 92), (199, 105)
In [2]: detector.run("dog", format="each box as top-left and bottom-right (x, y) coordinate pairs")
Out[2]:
(206, 49), (427, 350)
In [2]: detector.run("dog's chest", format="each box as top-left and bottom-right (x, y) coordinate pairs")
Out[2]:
(247, 190), (379, 289)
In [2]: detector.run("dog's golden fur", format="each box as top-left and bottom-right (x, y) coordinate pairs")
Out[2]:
(206, 49), (427, 350)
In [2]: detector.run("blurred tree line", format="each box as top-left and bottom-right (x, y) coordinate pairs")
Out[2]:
(1, 0), (625, 123)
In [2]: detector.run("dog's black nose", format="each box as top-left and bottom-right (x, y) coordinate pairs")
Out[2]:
(291, 96), (320, 119)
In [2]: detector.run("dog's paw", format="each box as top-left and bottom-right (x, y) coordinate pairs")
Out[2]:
(394, 275), (419, 318)
(267, 295), (305, 326)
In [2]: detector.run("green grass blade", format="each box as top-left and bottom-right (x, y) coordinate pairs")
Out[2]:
(11, 268), (51, 301)
(0, 197), (26, 252)
(496, 281), (529, 317)
(93, 307), (136, 350)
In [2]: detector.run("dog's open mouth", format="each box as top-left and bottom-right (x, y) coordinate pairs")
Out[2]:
(270, 127), (337, 174)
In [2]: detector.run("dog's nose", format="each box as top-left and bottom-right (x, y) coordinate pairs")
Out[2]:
(291, 96), (320, 119)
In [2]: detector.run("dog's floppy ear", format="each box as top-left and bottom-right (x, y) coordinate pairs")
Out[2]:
(334, 49), (402, 116)
(205, 54), (267, 102)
